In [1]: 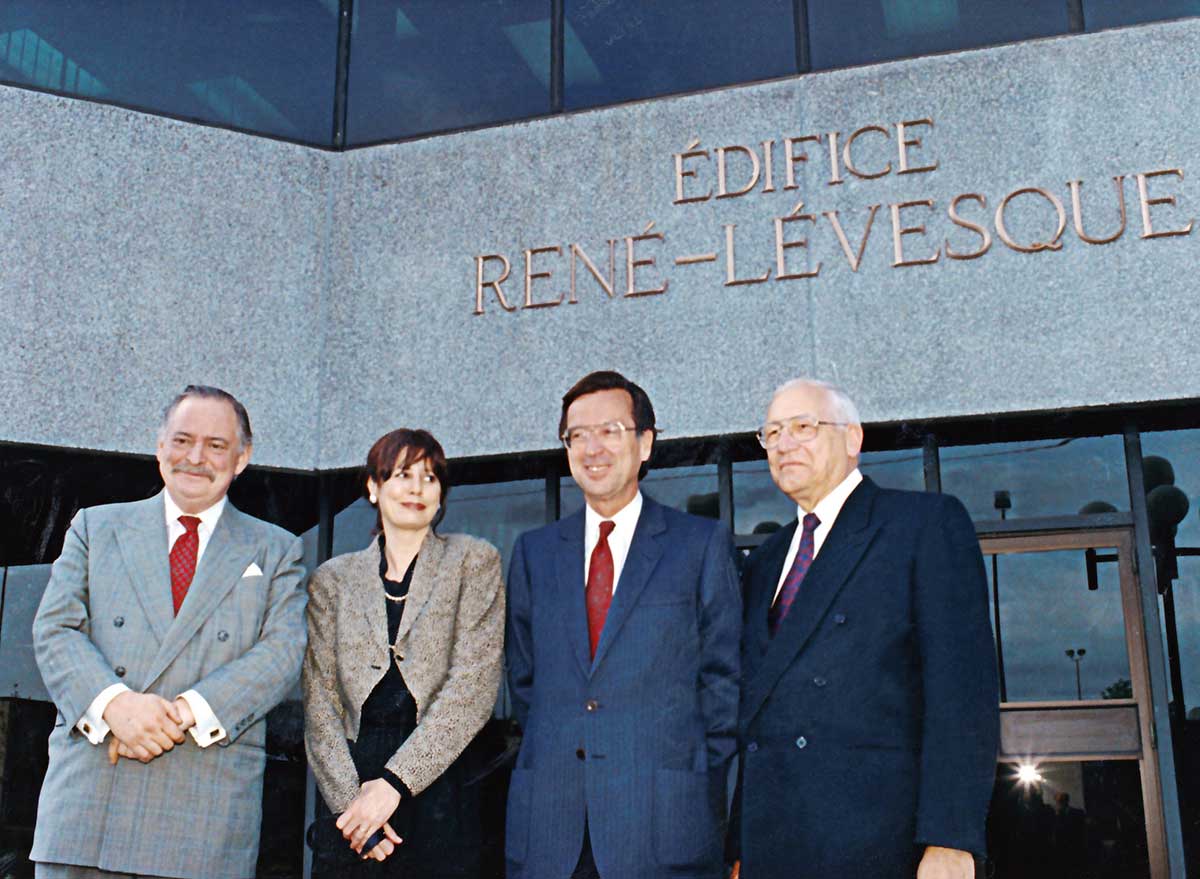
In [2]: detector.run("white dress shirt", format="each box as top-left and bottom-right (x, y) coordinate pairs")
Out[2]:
(772, 469), (864, 604)
(584, 491), (643, 594)
(77, 492), (229, 747)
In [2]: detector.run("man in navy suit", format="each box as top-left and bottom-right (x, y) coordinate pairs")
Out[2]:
(730, 378), (998, 879)
(505, 370), (741, 879)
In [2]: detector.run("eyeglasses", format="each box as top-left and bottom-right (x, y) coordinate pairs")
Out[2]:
(561, 421), (637, 450)
(756, 415), (848, 449)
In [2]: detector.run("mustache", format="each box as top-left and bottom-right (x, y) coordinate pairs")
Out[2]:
(173, 463), (215, 481)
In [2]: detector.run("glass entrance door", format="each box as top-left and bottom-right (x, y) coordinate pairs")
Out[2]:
(980, 528), (1167, 879)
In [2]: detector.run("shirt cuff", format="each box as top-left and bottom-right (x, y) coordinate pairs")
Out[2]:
(177, 690), (226, 747)
(77, 683), (130, 744)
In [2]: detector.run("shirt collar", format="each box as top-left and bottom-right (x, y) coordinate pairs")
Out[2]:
(798, 468), (863, 524)
(164, 490), (227, 532)
(586, 490), (643, 536)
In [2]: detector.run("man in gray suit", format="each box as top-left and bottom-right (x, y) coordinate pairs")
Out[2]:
(30, 385), (308, 879)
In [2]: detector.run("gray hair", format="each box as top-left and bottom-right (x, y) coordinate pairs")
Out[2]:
(770, 378), (862, 426)
(160, 385), (253, 450)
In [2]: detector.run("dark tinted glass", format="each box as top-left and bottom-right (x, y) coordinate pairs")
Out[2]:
(0, 1), (337, 144)
(808, 0), (1070, 70)
(1085, 0), (1200, 30)
(346, 0), (551, 145)
(440, 479), (546, 571)
(986, 547), (1130, 702)
(988, 761), (1150, 879)
(564, 0), (796, 110)
(940, 436), (1128, 522)
(733, 448), (925, 535)
(1140, 429), (1200, 711)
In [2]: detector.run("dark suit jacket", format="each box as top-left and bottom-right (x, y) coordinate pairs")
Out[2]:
(505, 495), (742, 879)
(733, 477), (999, 879)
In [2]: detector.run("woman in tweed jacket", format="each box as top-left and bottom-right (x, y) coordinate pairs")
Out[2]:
(302, 428), (505, 876)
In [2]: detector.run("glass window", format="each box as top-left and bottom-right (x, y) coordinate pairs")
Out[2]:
(0, 1), (337, 144)
(346, 0), (551, 145)
(561, 464), (718, 519)
(564, 0), (796, 110)
(988, 761), (1150, 879)
(808, 0), (1070, 70)
(0, 565), (52, 701)
(940, 436), (1128, 522)
(440, 479), (546, 571)
(733, 448), (925, 535)
(987, 548), (1129, 702)
(1084, 0), (1200, 31)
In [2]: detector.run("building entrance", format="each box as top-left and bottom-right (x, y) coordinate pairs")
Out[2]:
(980, 527), (1166, 879)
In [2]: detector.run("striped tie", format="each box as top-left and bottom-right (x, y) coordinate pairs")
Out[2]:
(768, 512), (820, 637)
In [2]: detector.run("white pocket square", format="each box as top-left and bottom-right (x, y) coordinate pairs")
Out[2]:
(242, 562), (264, 578)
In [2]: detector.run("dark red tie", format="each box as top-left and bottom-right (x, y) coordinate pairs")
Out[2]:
(768, 512), (820, 637)
(170, 515), (201, 615)
(586, 520), (616, 659)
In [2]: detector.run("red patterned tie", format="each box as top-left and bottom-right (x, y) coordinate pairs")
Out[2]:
(586, 521), (616, 659)
(170, 515), (201, 615)
(768, 512), (820, 637)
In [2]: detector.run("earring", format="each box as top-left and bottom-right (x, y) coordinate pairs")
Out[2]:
(369, 494), (377, 504)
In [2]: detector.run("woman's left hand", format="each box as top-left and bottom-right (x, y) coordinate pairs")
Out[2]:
(336, 778), (403, 852)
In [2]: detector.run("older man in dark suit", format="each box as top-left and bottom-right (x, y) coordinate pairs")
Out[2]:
(730, 378), (999, 879)
(505, 370), (741, 879)
(31, 385), (307, 879)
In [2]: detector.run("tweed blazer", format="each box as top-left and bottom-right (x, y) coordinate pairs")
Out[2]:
(302, 530), (504, 811)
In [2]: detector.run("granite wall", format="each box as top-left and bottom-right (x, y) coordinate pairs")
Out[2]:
(2, 19), (1197, 469)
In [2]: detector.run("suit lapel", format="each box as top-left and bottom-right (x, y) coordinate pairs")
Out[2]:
(347, 540), (389, 663)
(742, 521), (797, 681)
(555, 509), (592, 677)
(590, 496), (665, 671)
(395, 530), (445, 644)
(741, 478), (882, 727)
(142, 502), (256, 689)
(115, 493), (174, 645)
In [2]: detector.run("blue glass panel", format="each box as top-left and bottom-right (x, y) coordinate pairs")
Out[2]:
(564, 0), (796, 110)
(346, 0), (551, 145)
(1085, 0), (1200, 30)
(808, 0), (1070, 70)
(0, 1), (337, 144)
(940, 436), (1128, 522)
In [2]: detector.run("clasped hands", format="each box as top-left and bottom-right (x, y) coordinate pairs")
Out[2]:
(336, 779), (404, 862)
(102, 690), (195, 764)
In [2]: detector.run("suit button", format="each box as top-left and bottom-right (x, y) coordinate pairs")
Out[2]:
(575, 748), (586, 761)
(217, 630), (230, 642)
(795, 736), (808, 749)
(585, 700), (599, 712)
(746, 742), (759, 753)
(813, 676), (827, 687)
(833, 613), (847, 625)
(113, 616), (124, 628)
(115, 666), (126, 678)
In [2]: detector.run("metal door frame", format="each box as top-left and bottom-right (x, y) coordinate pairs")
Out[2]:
(980, 527), (1167, 879)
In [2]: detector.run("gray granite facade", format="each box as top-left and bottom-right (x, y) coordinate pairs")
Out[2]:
(2, 19), (1198, 469)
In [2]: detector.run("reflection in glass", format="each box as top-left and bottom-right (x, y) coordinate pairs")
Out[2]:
(940, 436), (1128, 522)
(1084, 0), (1200, 31)
(0, 1), (337, 143)
(733, 448), (924, 535)
(440, 479), (545, 571)
(988, 760), (1149, 879)
(561, 465), (718, 520)
(346, 0), (550, 144)
(564, 0), (795, 109)
(808, 0), (1070, 70)
(988, 548), (1129, 703)
(0, 564), (52, 701)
